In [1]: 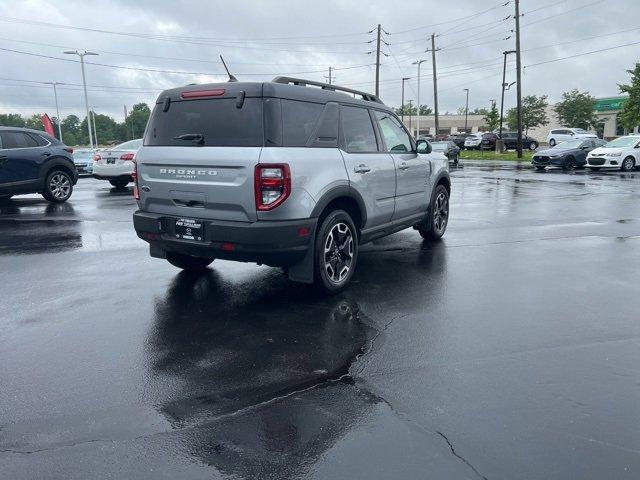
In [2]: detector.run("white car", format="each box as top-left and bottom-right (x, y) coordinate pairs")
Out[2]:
(464, 133), (483, 149)
(586, 135), (640, 172)
(547, 128), (597, 147)
(92, 139), (142, 188)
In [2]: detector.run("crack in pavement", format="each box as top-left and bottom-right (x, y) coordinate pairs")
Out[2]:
(437, 431), (489, 480)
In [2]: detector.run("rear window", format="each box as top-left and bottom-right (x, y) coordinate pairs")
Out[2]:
(145, 98), (263, 147)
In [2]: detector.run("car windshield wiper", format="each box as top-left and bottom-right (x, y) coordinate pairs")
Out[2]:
(173, 133), (205, 145)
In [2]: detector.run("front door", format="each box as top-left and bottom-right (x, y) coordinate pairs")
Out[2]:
(0, 131), (43, 190)
(372, 110), (430, 221)
(339, 105), (395, 228)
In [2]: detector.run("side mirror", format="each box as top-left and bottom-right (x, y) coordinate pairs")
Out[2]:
(416, 139), (432, 154)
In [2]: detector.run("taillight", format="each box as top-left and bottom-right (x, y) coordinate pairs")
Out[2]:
(181, 89), (225, 99)
(132, 161), (139, 200)
(254, 164), (291, 211)
(93, 154), (101, 162)
(120, 153), (135, 161)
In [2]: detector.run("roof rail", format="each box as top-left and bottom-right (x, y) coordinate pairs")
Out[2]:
(271, 76), (384, 104)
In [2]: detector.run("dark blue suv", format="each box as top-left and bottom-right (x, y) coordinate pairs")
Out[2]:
(0, 127), (78, 203)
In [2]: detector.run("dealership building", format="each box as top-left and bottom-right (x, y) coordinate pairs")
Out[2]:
(403, 96), (630, 142)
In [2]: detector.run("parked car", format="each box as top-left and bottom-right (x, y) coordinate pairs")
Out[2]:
(464, 133), (483, 150)
(586, 135), (640, 171)
(448, 133), (469, 149)
(547, 128), (597, 147)
(92, 139), (142, 188)
(532, 138), (606, 171)
(431, 140), (460, 164)
(0, 127), (78, 203)
(480, 132), (499, 150)
(72, 148), (96, 174)
(500, 132), (539, 151)
(133, 77), (450, 293)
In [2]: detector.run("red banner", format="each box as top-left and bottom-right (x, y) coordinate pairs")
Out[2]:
(41, 114), (55, 137)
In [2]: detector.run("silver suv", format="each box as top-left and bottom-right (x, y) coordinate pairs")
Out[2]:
(133, 77), (450, 293)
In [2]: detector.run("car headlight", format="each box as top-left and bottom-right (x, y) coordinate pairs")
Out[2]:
(606, 152), (622, 157)
(549, 155), (561, 159)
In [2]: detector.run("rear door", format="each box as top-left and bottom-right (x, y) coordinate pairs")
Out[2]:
(372, 110), (430, 221)
(339, 105), (395, 228)
(0, 131), (43, 188)
(138, 92), (264, 222)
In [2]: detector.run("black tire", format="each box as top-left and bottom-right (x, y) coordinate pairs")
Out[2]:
(549, 139), (556, 147)
(109, 179), (129, 189)
(621, 156), (635, 172)
(563, 156), (576, 171)
(418, 184), (449, 241)
(166, 252), (214, 271)
(529, 142), (538, 151)
(42, 169), (73, 203)
(313, 209), (358, 294)
(535, 166), (546, 172)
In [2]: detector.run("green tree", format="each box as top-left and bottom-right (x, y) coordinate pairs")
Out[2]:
(125, 103), (151, 139)
(470, 107), (488, 116)
(419, 104), (433, 115)
(61, 115), (81, 137)
(483, 102), (500, 131)
(505, 95), (549, 134)
(617, 63), (639, 130)
(24, 114), (44, 131)
(555, 89), (598, 130)
(0, 113), (26, 127)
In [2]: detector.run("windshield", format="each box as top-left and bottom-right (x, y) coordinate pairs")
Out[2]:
(574, 129), (588, 134)
(431, 142), (448, 151)
(145, 98), (263, 147)
(605, 136), (639, 148)
(553, 140), (583, 150)
(114, 139), (143, 150)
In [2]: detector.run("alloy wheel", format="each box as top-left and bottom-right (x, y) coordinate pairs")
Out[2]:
(323, 222), (354, 284)
(433, 191), (449, 235)
(49, 173), (71, 200)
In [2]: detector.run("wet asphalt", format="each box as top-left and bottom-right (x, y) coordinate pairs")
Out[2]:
(1, 162), (640, 479)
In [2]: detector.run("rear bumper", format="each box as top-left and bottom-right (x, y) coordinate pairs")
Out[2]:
(93, 174), (133, 181)
(93, 163), (134, 178)
(133, 210), (317, 267)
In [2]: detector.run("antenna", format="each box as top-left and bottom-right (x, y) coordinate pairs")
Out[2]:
(220, 55), (238, 82)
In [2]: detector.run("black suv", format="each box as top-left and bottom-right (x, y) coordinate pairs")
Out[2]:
(0, 127), (78, 203)
(500, 132), (539, 151)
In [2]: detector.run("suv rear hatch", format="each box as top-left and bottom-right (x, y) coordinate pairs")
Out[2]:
(137, 83), (263, 222)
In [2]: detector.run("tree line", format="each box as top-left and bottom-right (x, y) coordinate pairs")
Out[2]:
(0, 103), (151, 146)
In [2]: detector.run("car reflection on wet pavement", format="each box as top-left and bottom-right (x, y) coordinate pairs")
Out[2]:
(1, 162), (640, 479)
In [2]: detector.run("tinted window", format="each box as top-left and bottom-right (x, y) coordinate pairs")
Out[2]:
(145, 98), (263, 147)
(0, 131), (39, 149)
(30, 134), (50, 147)
(341, 106), (377, 153)
(373, 110), (412, 153)
(115, 139), (142, 150)
(282, 100), (323, 147)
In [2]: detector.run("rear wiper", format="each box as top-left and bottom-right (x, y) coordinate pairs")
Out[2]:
(173, 133), (204, 145)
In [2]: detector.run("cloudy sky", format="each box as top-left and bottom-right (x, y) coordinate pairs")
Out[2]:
(0, 0), (638, 122)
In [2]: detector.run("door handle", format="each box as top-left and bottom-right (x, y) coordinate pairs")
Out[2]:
(398, 162), (410, 171)
(41, 152), (51, 157)
(353, 164), (371, 174)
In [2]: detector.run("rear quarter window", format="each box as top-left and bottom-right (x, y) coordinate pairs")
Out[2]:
(281, 100), (323, 147)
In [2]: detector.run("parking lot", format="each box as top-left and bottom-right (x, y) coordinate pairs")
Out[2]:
(1, 162), (640, 479)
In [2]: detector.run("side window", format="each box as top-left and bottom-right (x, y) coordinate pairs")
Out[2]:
(31, 134), (50, 147)
(373, 110), (413, 153)
(0, 132), (19, 149)
(340, 106), (377, 153)
(281, 100), (323, 147)
(8, 132), (39, 148)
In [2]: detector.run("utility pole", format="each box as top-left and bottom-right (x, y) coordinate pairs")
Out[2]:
(463, 88), (469, 133)
(375, 24), (381, 97)
(91, 108), (98, 147)
(401, 77), (410, 123)
(500, 50), (516, 138)
(64, 50), (98, 148)
(514, 0), (523, 158)
(413, 60), (426, 137)
(44, 81), (63, 141)
(328, 67), (333, 85)
(428, 34), (440, 137)
(123, 105), (128, 140)
(408, 99), (413, 134)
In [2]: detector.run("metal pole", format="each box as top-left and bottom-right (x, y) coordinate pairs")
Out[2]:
(79, 55), (94, 149)
(413, 60), (426, 137)
(91, 108), (98, 147)
(401, 77), (410, 123)
(515, 0), (523, 158)
(464, 88), (469, 132)
(408, 100), (413, 133)
(430, 34), (439, 136)
(375, 24), (381, 97)
(500, 50), (516, 137)
(52, 83), (62, 141)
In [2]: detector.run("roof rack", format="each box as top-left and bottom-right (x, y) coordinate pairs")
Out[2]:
(272, 76), (384, 104)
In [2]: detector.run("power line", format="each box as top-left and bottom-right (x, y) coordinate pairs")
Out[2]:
(521, 0), (605, 28)
(524, 39), (640, 69)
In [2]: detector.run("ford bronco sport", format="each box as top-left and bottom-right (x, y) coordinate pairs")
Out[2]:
(133, 77), (450, 293)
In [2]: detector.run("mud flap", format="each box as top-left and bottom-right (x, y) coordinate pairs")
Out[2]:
(150, 243), (167, 259)
(287, 228), (316, 284)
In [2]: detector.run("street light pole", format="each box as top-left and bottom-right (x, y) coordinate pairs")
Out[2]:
(408, 99), (413, 134)
(91, 108), (98, 147)
(44, 81), (64, 141)
(500, 50), (516, 138)
(63, 50), (98, 148)
(401, 77), (410, 123)
(463, 88), (469, 133)
(413, 60), (426, 138)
